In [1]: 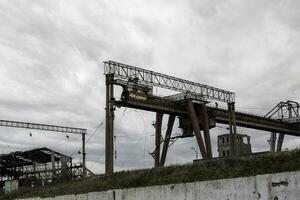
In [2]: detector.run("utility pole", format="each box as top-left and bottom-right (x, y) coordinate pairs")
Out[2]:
(191, 147), (198, 160)
(82, 133), (86, 177)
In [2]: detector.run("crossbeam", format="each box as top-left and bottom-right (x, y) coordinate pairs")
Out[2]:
(104, 61), (235, 103)
(0, 119), (87, 134)
(114, 99), (300, 136)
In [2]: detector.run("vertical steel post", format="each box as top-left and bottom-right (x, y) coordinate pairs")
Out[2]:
(198, 104), (212, 158)
(270, 132), (276, 152)
(51, 151), (55, 178)
(82, 133), (86, 177)
(105, 74), (114, 175)
(276, 134), (284, 152)
(228, 102), (238, 156)
(155, 112), (163, 167)
(187, 100), (208, 160)
(276, 104), (293, 152)
(160, 114), (176, 166)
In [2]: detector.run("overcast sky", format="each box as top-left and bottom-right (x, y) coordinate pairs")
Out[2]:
(0, 0), (299, 174)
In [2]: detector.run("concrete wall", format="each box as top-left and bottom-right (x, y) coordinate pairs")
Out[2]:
(20, 171), (300, 200)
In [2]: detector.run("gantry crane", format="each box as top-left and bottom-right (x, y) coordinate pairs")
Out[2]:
(0, 119), (87, 177)
(103, 61), (300, 175)
(103, 61), (237, 174)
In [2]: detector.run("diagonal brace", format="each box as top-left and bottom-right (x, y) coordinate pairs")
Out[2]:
(160, 114), (176, 166)
(197, 104), (212, 158)
(155, 112), (163, 167)
(187, 100), (208, 160)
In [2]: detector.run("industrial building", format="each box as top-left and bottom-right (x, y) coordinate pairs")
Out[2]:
(0, 147), (85, 190)
(217, 134), (252, 157)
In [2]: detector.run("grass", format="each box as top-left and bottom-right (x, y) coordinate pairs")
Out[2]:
(2, 150), (300, 199)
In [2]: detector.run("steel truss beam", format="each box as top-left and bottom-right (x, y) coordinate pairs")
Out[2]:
(265, 100), (300, 152)
(0, 120), (87, 135)
(104, 61), (235, 103)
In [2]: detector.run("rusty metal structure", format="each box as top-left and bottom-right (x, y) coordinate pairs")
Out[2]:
(0, 119), (87, 177)
(103, 60), (300, 175)
(265, 101), (300, 152)
(0, 147), (90, 187)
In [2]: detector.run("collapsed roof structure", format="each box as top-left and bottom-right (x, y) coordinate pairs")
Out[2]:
(0, 147), (86, 187)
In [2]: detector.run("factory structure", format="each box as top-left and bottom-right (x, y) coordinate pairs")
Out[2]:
(0, 147), (86, 188)
(0, 120), (91, 193)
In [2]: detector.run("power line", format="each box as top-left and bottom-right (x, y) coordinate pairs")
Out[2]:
(71, 120), (104, 159)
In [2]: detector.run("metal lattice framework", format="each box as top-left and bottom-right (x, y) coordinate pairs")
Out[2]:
(0, 120), (87, 135)
(264, 100), (300, 123)
(104, 61), (235, 103)
(0, 119), (87, 177)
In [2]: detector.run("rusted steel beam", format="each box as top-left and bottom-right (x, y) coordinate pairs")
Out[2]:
(198, 104), (212, 158)
(155, 113), (163, 167)
(114, 100), (300, 136)
(187, 100), (207, 159)
(105, 74), (115, 175)
(160, 115), (176, 166)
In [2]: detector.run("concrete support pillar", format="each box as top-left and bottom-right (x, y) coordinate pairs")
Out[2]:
(105, 74), (115, 175)
(160, 114), (176, 166)
(187, 100), (207, 160)
(155, 112), (163, 167)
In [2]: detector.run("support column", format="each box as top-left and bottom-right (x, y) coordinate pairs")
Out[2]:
(105, 74), (114, 175)
(155, 112), (163, 167)
(276, 134), (284, 152)
(187, 100), (207, 160)
(270, 132), (277, 152)
(51, 151), (55, 178)
(82, 133), (86, 177)
(160, 114), (176, 166)
(198, 104), (212, 158)
(276, 106), (292, 153)
(228, 102), (238, 156)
